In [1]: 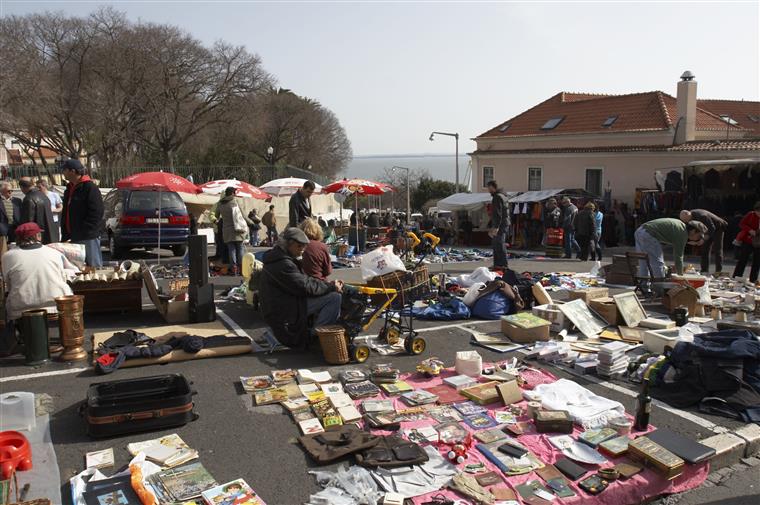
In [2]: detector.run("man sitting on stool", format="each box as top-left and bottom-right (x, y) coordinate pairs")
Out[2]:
(259, 228), (344, 349)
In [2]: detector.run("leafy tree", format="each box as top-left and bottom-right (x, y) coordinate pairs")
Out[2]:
(411, 176), (467, 212)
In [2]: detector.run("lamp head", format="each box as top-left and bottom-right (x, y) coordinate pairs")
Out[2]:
(429, 133), (435, 141)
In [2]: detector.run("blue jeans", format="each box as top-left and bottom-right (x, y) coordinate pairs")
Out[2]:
(492, 229), (508, 267)
(227, 241), (244, 271)
(250, 227), (260, 246)
(266, 226), (277, 244)
(306, 291), (342, 330)
(563, 230), (580, 257)
(635, 227), (665, 278)
(76, 238), (103, 267)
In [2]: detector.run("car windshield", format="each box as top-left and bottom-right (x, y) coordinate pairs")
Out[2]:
(127, 191), (184, 211)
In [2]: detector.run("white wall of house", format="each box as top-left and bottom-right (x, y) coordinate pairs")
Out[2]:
(472, 151), (760, 203)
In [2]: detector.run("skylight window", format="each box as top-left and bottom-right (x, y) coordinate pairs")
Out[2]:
(720, 115), (738, 126)
(540, 116), (565, 130)
(498, 123), (511, 132)
(602, 115), (618, 127)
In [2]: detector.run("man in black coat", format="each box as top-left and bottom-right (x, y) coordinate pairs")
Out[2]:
(19, 178), (57, 244)
(487, 180), (511, 269)
(0, 181), (22, 257)
(288, 180), (315, 228)
(61, 158), (104, 266)
(259, 228), (343, 349)
(680, 209), (728, 274)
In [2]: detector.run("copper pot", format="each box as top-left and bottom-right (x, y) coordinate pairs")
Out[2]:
(55, 295), (86, 361)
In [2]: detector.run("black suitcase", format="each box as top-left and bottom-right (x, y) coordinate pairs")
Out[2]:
(82, 373), (198, 438)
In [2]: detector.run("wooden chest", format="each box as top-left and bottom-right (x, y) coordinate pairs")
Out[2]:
(71, 279), (143, 314)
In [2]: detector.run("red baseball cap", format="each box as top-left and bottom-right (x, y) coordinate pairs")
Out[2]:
(15, 222), (43, 240)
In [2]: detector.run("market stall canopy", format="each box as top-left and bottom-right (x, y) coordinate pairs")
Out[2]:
(437, 192), (515, 212)
(260, 177), (323, 197)
(199, 179), (269, 200)
(508, 188), (597, 203)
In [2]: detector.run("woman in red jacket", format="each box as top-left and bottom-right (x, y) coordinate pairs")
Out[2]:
(731, 201), (760, 283)
(299, 218), (333, 281)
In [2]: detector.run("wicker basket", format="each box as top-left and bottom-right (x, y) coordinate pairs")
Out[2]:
(316, 325), (349, 365)
(366, 265), (430, 309)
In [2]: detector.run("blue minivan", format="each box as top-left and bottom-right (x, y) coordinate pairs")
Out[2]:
(101, 189), (190, 258)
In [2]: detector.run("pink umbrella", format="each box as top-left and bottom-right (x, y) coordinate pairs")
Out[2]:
(199, 179), (269, 200)
(115, 171), (200, 194)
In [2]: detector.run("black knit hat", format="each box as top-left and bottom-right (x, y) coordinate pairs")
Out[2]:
(60, 158), (86, 174)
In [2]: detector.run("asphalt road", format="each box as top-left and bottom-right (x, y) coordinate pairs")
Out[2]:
(1, 249), (758, 505)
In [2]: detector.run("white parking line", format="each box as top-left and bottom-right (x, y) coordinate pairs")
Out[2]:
(0, 367), (89, 383)
(416, 320), (496, 333)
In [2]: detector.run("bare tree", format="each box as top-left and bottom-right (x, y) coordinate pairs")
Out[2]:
(130, 23), (272, 171)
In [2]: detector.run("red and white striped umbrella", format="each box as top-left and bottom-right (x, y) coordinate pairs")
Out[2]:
(322, 178), (387, 196)
(199, 179), (269, 200)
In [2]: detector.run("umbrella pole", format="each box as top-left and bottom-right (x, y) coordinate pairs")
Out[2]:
(157, 189), (162, 265)
(355, 194), (359, 253)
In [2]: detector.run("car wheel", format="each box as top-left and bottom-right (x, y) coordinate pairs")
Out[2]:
(171, 244), (187, 257)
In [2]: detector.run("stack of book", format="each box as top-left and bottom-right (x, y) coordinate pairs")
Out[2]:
(297, 369), (332, 384)
(339, 369), (368, 384)
(597, 341), (630, 377)
(272, 369), (297, 386)
(370, 363), (400, 384)
(147, 461), (217, 503)
(400, 390), (439, 406)
(380, 380), (413, 395)
(344, 380), (381, 399)
(443, 375), (478, 390)
(361, 399), (394, 414)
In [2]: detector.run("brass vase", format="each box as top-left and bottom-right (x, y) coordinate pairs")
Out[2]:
(55, 295), (87, 361)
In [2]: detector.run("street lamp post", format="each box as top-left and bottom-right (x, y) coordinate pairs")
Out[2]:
(429, 131), (459, 190)
(392, 165), (411, 225)
(266, 146), (274, 181)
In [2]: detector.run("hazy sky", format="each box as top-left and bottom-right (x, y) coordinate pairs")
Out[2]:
(2, 1), (758, 156)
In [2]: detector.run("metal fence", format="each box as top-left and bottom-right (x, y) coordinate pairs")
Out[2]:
(5, 163), (333, 188)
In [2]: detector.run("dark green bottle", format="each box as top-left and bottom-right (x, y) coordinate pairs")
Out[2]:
(634, 378), (652, 431)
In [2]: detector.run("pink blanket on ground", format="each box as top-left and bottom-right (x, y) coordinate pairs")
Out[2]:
(365, 366), (708, 505)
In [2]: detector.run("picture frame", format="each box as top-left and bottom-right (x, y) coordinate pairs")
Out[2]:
(613, 292), (647, 327)
(558, 299), (607, 338)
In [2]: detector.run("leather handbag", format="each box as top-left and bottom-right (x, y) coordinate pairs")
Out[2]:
(355, 435), (429, 468)
(298, 424), (380, 465)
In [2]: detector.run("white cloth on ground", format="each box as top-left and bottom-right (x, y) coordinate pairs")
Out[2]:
(525, 378), (626, 428)
(370, 445), (457, 497)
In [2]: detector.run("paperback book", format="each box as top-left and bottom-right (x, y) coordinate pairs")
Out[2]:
(201, 479), (266, 505)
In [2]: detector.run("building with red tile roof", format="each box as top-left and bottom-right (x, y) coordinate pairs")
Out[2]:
(471, 72), (759, 203)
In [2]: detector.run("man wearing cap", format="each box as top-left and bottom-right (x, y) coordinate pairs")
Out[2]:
(19, 177), (57, 244)
(60, 159), (104, 266)
(1, 222), (72, 352)
(259, 227), (344, 349)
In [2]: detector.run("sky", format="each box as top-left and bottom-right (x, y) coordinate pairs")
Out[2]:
(1, 1), (758, 157)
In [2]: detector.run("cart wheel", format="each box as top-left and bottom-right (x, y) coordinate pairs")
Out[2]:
(405, 336), (426, 355)
(351, 345), (370, 363)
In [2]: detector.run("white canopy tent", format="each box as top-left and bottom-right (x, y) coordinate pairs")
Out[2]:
(436, 192), (493, 212)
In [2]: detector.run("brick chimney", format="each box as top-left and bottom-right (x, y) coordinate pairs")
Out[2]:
(675, 70), (697, 144)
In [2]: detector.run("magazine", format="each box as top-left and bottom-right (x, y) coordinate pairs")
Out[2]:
(200, 479), (266, 505)
(148, 462), (217, 502)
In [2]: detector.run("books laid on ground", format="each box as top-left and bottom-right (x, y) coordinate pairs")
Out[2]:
(127, 433), (198, 468)
(424, 385), (465, 405)
(462, 412), (499, 430)
(470, 332), (525, 353)
(271, 369), (297, 385)
(502, 312), (551, 329)
(253, 387), (289, 405)
(240, 376), (274, 393)
(428, 406), (462, 423)
(344, 380), (381, 399)
(460, 381), (501, 405)
(370, 363), (400, 384)
(297, 369), (332, 384)
(474, 427), (509, 444)
(339, 369), (369, 384)
(85, 448), (114, 469)
(282, 397), (310, 414)
(380, 380), (414, 395)
(201, 478), (267, 505)
(453, 401), (487, 417)
(578, 428), (618, 448)
(400, 389), (439, 406)
(361, 399), (395, 414)
(298, 417), (325, 435)
(337, 405), (362, 423)
(320, 382), (344, 396)
(404, 426), (439, 444)
(443, 375), (478, 390)
(328, 393), (354, 409)
(148, 461), (217, 502)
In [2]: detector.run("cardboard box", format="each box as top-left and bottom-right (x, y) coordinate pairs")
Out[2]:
(532, 303), (569, 332)
(662, 285), (699, 315)
(500, 315), (551, 343)
(143, 269), (190, 323)
(589, 297), (624, 325)
(567, 287), (609, 303)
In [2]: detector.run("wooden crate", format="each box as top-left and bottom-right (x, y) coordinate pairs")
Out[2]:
(366, 265), (430, 309)
(71, 279), (143, 314)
